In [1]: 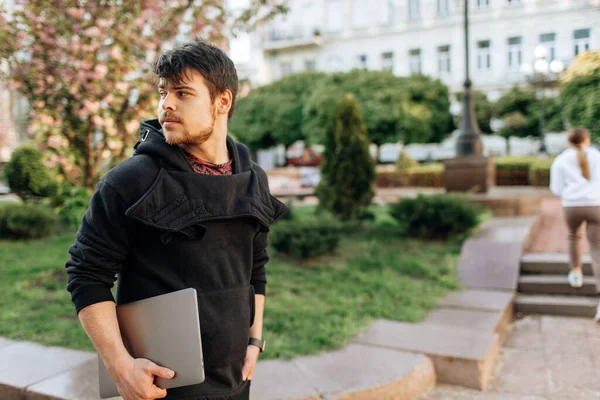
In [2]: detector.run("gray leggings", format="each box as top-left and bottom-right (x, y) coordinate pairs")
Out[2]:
(564, 206), (600, 290)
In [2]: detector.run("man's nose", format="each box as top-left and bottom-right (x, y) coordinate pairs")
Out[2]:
(161, 94), (176, 111)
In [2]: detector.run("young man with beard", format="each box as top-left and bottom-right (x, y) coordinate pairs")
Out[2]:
(65, 40), (288, 400)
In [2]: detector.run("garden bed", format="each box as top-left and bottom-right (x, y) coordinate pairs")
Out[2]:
(0, 205), (462, 360)
(375, 157), (554, 188)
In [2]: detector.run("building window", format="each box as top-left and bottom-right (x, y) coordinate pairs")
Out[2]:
(280, 62), (293, 76)
(477, 40), (491, 71)
(540, 33), (556, 61)
(437, 0), (449, 16)
(476, 0), (490, 9)
(382, 52), (394, 72)
(327, 56), (343, 72)
(380, 0), (395, 25)
(409, 49), (421, 74)
(352, 0), (369, 28)
(573, 29), (591, 56)
(327, 0), (342, 32)
(305, 59), (316, 71)
(280, 62), (293, 77)
(356, 54), (368, 70)
(303, 1), (320, 39)
(507, 36), (522, 71)
(438, 45), (451, 74)
(408, 0), (420, 20)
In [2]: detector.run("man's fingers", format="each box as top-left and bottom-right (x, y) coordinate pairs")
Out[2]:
(241, 361), (250, 381)
(150, 384), (168, 399)
(145, 361), (175, 379)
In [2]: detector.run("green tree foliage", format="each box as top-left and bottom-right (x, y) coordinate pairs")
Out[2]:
(402, 74), (455, 143)
(560, 51), (600, 138)
(455, 91), (493, 133)
(494, 85), (564, 138)
(4, 145), (57, 202)
(231, 71), (454, 154)
(316, 94), (376, 221)
(229, 72), (327, 150)
(303, 71), (454, 147)
(498, 112), (529, 138)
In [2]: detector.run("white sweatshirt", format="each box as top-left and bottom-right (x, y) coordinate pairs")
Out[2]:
(550, 147), (600, 207)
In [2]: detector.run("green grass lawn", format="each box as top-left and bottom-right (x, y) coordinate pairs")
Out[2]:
(0, 205), (462, 359)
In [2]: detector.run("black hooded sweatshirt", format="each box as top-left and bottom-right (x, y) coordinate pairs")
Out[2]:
(65, 119), (289, 399)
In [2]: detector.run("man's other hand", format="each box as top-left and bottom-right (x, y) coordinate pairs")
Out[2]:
(241, 345), (260, 382)
(115, 357), (175, 400)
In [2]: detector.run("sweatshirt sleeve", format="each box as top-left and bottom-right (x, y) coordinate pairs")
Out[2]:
(250, 231), (269, 296)
(65, 180), (136, 314)
(550, 157), (565, 196)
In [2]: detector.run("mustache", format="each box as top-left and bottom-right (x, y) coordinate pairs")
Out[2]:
(160, 112), (182, 123)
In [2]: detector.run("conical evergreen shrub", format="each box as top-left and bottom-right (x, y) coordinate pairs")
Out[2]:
(317, 93), (376, 221)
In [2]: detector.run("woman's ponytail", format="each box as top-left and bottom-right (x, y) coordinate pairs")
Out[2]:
(568, 127), (591, 180)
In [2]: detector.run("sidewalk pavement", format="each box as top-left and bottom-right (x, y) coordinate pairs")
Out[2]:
(527, 197), (590, 254)
(418, 315), (600, 400)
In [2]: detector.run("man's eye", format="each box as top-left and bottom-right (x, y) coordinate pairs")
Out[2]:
(178, 91), (188, 97)
(158, 91), (166, 98)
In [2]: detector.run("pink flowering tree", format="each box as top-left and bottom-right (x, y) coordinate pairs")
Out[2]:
(0, 0), (284, 189)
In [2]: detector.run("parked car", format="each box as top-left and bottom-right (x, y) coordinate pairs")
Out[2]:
(285, 147), (323, 167)
(0, 182), (10, 195)
(298, 167), (321, 188)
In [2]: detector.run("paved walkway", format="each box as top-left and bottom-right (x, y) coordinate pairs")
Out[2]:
(421, 194), (600, 399)
(526, 197), (590, 253)
(418, 315), (600, 400)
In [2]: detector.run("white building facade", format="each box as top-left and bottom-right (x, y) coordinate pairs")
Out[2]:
(246, 0), (599, 98)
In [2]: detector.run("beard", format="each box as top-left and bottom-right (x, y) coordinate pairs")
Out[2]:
(162, 107), (216, 146)
(163, 122), (214, 146)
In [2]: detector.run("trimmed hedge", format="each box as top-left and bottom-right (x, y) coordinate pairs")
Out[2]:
(390, 194), (486, 239)
(4, 145), (58, 202)
(376, 157), (553, 188)
(270, 215), (343, 259)
(377, 163), (444, 188)
(0, 203), (58, 239)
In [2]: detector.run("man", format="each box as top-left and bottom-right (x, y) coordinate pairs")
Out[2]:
(65, 40), (288, 400)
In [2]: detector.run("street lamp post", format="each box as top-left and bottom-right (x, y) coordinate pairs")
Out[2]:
(455, 0), (482, 156)
(521, 46), (564, 155)
(444, 0), (494, 193)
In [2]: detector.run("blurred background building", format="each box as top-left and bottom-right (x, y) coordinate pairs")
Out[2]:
(242, 0), (598, 100)
(1, 0), (597, 162)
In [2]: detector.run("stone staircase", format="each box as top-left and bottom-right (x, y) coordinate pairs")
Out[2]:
(515, 252), (598, 318)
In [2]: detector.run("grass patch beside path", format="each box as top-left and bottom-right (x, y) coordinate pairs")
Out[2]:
(0, 233), (92, 350)
(0, 205), (462, 359)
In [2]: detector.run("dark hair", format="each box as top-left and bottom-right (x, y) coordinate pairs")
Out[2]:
(151, 40), (239, 120)
(568, 126), (591, 180)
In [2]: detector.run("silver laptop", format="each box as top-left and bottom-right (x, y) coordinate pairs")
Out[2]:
(98, 288), (205, 399)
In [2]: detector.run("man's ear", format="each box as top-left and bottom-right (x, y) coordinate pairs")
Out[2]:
(217, 90), (233, 115)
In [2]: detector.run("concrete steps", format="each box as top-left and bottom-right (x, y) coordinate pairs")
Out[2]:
(515, 294), (597, 318)
(352, 289), (515, 391)
(516, 252), (598, 318)
(354, 320), (500, 391)
(521, 253), (593, 276)
(518, 275), (597, 296)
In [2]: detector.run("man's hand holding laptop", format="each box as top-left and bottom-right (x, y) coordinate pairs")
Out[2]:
(111, 356), (175, 400)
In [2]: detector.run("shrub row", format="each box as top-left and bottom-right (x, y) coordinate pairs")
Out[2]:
(272, 194), (486, 259)
(0, 203), (59, 239)
(270, 214), (344, 259)
(376, 157), (553, 188)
